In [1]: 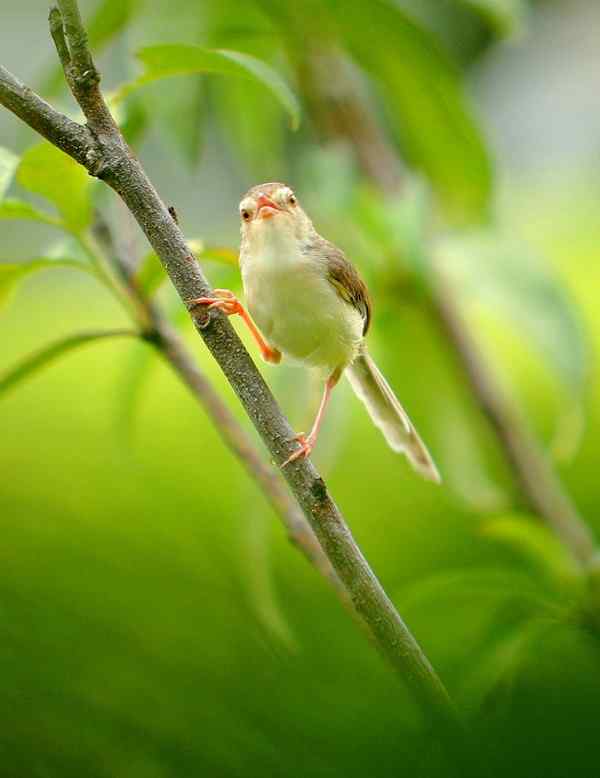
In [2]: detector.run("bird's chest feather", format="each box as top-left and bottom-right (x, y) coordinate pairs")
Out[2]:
(241, 233), (363, 370)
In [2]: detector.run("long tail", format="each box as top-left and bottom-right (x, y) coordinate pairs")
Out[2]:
(345, 350), (441, 483)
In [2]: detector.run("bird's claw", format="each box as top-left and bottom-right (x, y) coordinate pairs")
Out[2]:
(188, 289), (241, 317)
(281, 433), (314, 468)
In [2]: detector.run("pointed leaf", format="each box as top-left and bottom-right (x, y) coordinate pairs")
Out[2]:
(17, 143), (93, 233)
(113, 45), (300, 130)
(0, 259), (89, 310)
(0, 147), (19, 201)
(0, 198), (62, 226)
(0, 329), (138, 397)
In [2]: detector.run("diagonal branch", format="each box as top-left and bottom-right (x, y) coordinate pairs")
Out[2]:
(0, 65), (92, 163)
(90, 219), (353, 606)
(0, 1), (479, 768)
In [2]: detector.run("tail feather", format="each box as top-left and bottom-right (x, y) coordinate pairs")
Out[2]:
(345, 350), (441, 483)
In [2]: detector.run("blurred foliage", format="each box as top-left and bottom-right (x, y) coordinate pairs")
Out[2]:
(16, 143), (94, 233)
(2, 0), (600, 776)
(112, 44), (301, 130)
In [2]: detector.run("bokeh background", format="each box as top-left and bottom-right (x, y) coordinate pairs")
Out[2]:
(2, 1), (600, 776)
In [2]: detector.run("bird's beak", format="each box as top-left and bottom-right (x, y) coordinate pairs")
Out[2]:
(255, 194), (282, 220)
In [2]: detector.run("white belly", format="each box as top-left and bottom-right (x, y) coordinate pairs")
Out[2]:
(241, 240), (363, 372)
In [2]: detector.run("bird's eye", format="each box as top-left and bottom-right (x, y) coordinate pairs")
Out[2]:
(241, 209), (251, 221)
(288, 194), (297, 205)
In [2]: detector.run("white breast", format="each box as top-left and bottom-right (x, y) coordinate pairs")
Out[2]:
(240, 224), (363, 373)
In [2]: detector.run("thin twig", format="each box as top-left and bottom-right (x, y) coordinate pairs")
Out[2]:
(301, 50), (597, 569)
(48, 7), (70, 72)
(0, 1), (476, 763)
(0, 65), (92, 162)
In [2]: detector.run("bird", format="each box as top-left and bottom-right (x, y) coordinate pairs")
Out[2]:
(188, 182), (440, 481)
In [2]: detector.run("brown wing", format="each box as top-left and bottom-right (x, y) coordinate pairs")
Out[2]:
(321, 239), (371, 335)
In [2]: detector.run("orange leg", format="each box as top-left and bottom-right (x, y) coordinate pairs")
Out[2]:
(282, 368), (342, 468)
(188, 289), (281, 364)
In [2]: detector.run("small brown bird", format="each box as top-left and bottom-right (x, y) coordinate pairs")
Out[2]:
(190, 182), (440, 480)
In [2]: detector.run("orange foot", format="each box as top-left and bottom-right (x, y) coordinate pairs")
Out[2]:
(188, 288), (241, 316)
(281, 433), (315, 468)
(188, 289), (281, 364)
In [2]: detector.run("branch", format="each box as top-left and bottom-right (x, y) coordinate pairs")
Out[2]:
(91, 219), (353, 607)
(0, 65), (92, 163)
(301, 51), (597, 569)
(0, 0), (475, 765)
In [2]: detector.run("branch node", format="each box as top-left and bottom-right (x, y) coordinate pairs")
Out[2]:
(188, 302), (211, 329)
(310, 477), (328, 503)
(140, 329), (162, 347)
(84, 145), (105, 176)
(76, 67), (101, 90)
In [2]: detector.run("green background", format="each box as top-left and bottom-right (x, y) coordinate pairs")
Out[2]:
(2, 1), (600, 776)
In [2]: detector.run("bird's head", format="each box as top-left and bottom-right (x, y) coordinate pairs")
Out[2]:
(239, 183), (313, 247)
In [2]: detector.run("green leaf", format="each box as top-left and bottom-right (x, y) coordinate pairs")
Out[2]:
(0, 259), (88, 310)
(329, 0), (492, 223)
(17, 143), (92, 233)
(0, 198), (62, 226)
(0, 147), (19, 201)
(481, 515), (583, 593)
(135, 240), (238, 296)
(455, 0), (527, 37)
(0, 329), (138, 397)
(113, 45), (300, 130)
